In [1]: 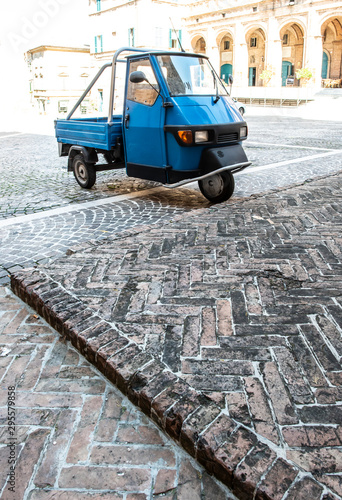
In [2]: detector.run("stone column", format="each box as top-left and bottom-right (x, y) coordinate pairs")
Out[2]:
(305, 34), (324, 89)
(266, 39), (283, 87)
(207, 27), (220, 73)
(234, 22), (248, 88)
(266, 17), (282, 88)
(305, 10), (323, 89)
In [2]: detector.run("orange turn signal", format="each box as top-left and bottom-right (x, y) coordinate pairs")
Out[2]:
(178, 130), (193, 144)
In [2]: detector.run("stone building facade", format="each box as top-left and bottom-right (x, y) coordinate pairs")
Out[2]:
(185, 0), (342, 90)
(89, 0), (183, 60)
(25, 46), (92, 115)
(88, 0), (342, 95)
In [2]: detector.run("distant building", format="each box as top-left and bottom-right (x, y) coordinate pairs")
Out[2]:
(87, 0), (185, 111)
(89, 0), (184, 58)
(184, 0), (342, 91)
(88, 0), (342, 96)
(25, 45), (92, 116)
(26, 1), (342, 116)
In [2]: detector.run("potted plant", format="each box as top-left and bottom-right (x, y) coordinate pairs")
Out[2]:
(295, 67), (313, 86)
(260, 67), (274, 87)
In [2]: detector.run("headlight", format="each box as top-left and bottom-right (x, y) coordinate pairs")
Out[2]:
(195, 130), (209, 143)
(240, 126), (248, 139)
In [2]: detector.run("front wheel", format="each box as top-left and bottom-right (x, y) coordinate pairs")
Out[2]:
(72, 154), (96, 189)
(198, 171), (235, 203)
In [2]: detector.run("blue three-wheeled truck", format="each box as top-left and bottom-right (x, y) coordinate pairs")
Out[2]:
(55, 47), (251, 203)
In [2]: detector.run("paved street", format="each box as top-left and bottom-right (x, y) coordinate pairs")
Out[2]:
(1, 116), (342, 281)
(1, 114), (342, 499)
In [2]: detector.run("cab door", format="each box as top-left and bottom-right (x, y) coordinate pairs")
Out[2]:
(123, 57), (166, 182)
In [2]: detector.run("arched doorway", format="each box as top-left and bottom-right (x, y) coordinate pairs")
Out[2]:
(192, 36), (207, 54)
(321, 17), (342, 83)
(282, 60), (293, 86)
(280, 23), (304, 86)
(322, 51), (329, 79)
(219, 33), (234, 83)
(246, 28), (266, 87)
(221, 64), (233, 82)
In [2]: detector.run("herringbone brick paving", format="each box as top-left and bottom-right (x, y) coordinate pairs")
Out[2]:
(0, 287), (235, 499)
(11, 171), (342, 499)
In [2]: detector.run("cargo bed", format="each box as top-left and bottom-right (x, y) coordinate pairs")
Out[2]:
(55, 115), (123, 151)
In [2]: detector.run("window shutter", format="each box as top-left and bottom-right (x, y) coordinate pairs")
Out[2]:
(169, 29), (172, 48)
(95, 36), (97, 53)
(128, 28), (135, 47)
(100, 35), (103, 52)
(178, 30), (182, 49)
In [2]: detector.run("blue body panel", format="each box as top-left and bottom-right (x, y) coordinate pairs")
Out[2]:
(123, 95), (166, 167)
(166, 133), (203, 172)
(165, 95), (242, 126)
(164, 95), (244, 171)
(55, 116), (122, 151)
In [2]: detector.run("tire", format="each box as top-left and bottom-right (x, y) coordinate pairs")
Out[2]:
(72, 154), (96, 189)
(239, 107), (245, 116)
(198, 171), (235, 203)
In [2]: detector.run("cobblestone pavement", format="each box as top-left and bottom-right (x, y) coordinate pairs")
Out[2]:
(2, 115), (342, 499)
(1, 117), (342, 220)
(0, 189), (207, 280)
(11, 169), (342, 499)
(0, 286), (235, 499)
(1, 116), (342, 283)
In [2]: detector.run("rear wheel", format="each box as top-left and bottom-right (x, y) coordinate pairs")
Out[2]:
(198, 171), (235, 203)
(72, 154), (96, 189)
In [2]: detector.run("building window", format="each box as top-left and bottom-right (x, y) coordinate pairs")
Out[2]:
(250, 37), (257, 48)
(128, 28), (135, 47)
(224, 40), (230, 50)
(155, 27), (164, 47)
(95, 35), (103, 53)
(253, 6), (257, 11)
(58, 73), (69, 91)
(96, 0), (101, 11)
(169, 29), (182, 49)
(58, 100), (69, 113)
(283, 34), (288, 45)
(98, 90), (103, 112)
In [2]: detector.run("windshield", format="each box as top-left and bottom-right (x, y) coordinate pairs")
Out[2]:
(157, 55), (228, 97)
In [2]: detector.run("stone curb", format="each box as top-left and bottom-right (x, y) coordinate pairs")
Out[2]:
(10, 268), (329, 500)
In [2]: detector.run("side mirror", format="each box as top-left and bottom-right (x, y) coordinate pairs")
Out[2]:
(228, 74), (234, 85)
(129, 71), (147, 84)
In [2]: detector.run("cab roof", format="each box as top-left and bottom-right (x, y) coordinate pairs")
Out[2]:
(126, 49), (208, 60)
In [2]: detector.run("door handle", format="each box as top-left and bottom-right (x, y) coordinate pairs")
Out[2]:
(124, 113), (130, 128)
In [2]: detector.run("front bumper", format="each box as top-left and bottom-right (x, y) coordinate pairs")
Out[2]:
(163, 161), (251, 189)
(165, 143), (250, 186)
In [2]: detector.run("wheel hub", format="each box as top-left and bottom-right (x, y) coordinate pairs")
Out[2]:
(76, 162), (87, 180)
(201, 174), (224, 197)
